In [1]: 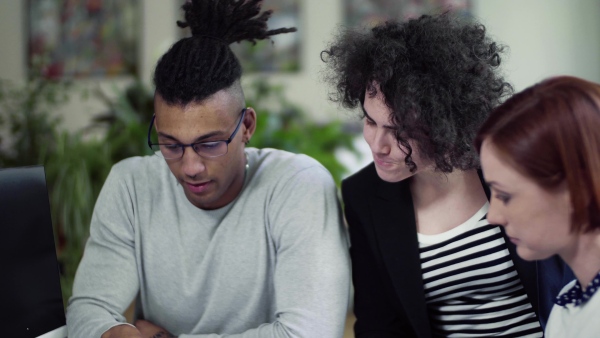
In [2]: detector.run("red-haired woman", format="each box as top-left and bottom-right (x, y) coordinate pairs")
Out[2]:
(476, 76), (600, 337)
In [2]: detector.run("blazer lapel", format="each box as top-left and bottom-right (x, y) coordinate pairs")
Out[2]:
(368, 178), (431, 338)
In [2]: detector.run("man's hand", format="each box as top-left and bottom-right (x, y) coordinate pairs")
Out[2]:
(135, 320), (177, 338)
(101, 324), (143, 338)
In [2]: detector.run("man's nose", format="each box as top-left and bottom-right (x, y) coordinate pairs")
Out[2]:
(181, 146), (206, 178)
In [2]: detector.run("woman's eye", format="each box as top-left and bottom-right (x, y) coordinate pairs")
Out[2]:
(364, 118), (376, 126)
(495, 194), (511, 204)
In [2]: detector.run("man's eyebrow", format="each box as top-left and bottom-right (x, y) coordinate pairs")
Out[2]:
(157, 130), (224, 143)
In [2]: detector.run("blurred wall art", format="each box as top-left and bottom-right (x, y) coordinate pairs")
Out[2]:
(28, 0), (139, 79)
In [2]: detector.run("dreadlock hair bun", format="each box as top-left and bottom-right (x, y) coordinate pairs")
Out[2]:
(154, 0), (297, 106)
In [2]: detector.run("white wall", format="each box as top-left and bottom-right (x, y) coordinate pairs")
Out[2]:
(1, 0), (600, 132)
(0, 1), (26, 81)
(474, 0), (600, 92)
(242, 0), (345, 123)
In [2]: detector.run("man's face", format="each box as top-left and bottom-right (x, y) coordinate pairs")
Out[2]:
(153, 90), (255, 210)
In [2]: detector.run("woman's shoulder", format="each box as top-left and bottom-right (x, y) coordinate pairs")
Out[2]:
(342, 162), (377, 192)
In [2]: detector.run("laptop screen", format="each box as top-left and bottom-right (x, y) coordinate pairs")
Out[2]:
(0, 166), (67, 337)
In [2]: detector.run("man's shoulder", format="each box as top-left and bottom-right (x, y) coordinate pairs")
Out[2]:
(113, 155), (163, 171)
(108, 155), (168, 184)
(249, 147), (330, 178)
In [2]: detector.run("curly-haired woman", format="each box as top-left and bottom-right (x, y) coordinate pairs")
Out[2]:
(322, 13), (573, 337)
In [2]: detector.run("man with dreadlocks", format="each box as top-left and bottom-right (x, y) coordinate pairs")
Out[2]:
(66, 1), (350, 337)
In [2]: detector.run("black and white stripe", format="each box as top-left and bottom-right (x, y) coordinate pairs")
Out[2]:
(418, 203), (542, 337)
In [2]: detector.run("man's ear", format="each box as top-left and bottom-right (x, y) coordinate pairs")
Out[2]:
(242, 107), (257, 144)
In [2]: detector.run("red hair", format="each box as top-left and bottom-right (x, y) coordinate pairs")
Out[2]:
(475, 76), (600, 232)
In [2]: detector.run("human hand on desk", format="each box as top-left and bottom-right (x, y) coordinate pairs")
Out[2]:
(100, 320), (176, 338)
(101, 324), (142, 338)
(135, 320), (177, 338)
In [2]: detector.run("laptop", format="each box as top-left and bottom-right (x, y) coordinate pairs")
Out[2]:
(0, 166), (68, 337)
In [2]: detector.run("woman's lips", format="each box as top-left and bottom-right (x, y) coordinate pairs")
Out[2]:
(373, 156), (395, 168)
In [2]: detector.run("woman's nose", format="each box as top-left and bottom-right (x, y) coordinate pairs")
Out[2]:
(487, 199), (506, 227)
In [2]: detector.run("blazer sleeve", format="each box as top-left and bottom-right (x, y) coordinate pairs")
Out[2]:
(536, 256), (575, 329)
(503, 225), (575, 330)
(343, 181), (417, 338)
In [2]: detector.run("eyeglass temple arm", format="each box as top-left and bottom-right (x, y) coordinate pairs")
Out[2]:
(147, 115), (156, 147)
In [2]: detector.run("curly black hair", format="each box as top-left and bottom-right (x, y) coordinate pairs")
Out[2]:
(154, 0), (296, 106)
(322, 13), (512, 173)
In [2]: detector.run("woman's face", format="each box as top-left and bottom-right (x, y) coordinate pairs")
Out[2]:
(362, 89), (431, 182)
(480, 139), (575, 261)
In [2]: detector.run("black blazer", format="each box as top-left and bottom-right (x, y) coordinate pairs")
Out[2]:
(342, 163), (573, 338)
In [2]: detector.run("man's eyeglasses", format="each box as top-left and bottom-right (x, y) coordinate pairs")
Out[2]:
(147, 108), (247, 160)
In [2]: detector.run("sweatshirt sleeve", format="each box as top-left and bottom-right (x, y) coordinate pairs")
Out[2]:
(180, 164), (352, 338)
(66, 164), (141, 338)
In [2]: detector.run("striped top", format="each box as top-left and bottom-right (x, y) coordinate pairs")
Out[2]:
(418, 203), (542, 337)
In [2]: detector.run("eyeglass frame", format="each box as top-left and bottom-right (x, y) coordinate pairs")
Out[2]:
(146, 108), (247, 159)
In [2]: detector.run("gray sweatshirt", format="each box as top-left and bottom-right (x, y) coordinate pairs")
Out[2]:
(66, 148), (351, 338)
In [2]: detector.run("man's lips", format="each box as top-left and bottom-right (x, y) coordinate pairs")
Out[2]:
(185, 181), (211, 194)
